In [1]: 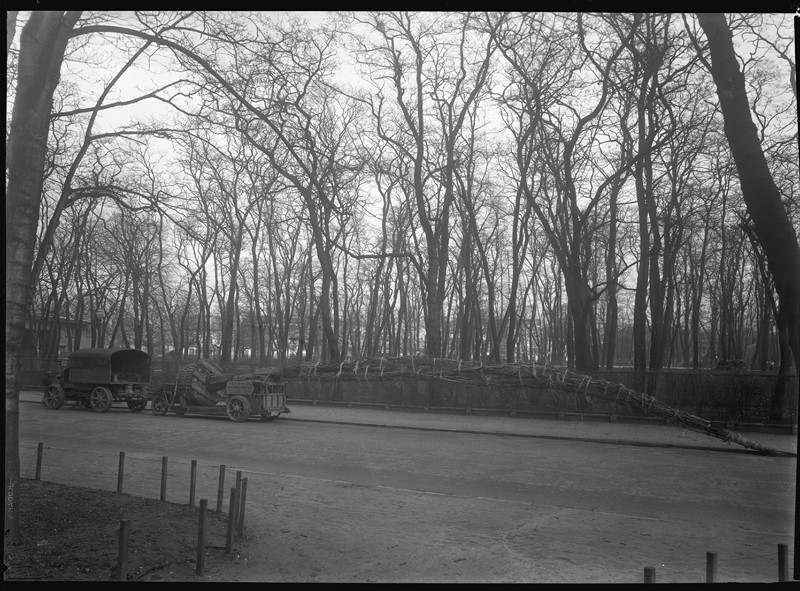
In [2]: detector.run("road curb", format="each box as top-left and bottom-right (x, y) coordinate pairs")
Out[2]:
(280, 416), (796, 457)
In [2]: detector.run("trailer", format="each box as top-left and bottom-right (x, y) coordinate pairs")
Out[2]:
(150, 359), (290, 422)
(42, 348), (151, 413)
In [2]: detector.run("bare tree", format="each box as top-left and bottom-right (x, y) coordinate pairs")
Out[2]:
(6, 8), (83, 545)
(347, 11), (496, 358)
(694, 13), (800, 376)
(494, 13), (637, 372)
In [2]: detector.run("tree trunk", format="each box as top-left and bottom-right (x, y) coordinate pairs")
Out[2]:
(697, 13), (800, 375)
(563, 269), (597, 372)
(220, 241), (241, 370)
(696, 13), (800, 577)
(5, 9), (82, 545)
(771, 316), (792, 422)
(603, 181), (620, 369)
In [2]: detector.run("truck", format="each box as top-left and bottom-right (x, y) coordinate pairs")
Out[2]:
(150, 359), (290, 422)
(42, 348), (151, 412)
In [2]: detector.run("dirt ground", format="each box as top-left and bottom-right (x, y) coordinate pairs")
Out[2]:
(1, 477), (626, 584)
(3, 479), (240, 582)
(4, 473), (794, 584)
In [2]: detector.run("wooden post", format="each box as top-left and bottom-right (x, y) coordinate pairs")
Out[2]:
(235, 471), (243, 527)
(644, 566), (655, 583)
(195, 499), (207, 576)
(237, 478), (248, 537)
(160, 456), (168, 501)
(117, 519), (130, 581)
(225, 487), (239, 554)
(117, 452), (125, 493)
(426, 379), (430, 410)
(35, 442), (43, 480)
(189, 460), (197, 507)
(778, 543), (788, 582)
(216, 464), (226, 514)
(706, 552), (717, 583)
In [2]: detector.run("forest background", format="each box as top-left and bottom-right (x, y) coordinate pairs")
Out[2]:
(6, 11), (798, 395)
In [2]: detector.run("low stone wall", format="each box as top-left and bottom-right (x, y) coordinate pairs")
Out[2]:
(590, 368), (798, 423)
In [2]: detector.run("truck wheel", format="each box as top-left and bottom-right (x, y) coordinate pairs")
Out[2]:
(151, 396), (168, 416)
(43, 384), (65, 410)
(226, 395), (251, 422)
(90, 386), (113, 413)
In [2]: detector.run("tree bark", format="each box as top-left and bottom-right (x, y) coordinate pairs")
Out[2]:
(5, 9), (82, 545)
(696, 13), (800, 375)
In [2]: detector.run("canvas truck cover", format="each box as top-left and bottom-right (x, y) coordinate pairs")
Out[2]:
(67, 348), (151, 381)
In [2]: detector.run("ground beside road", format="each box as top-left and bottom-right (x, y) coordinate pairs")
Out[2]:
(4, 479), (234, 582)
(5, 463), (794, 584)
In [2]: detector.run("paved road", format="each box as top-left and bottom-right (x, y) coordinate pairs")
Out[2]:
(18, 389), (798, 455)
(14, 391), (798, 582)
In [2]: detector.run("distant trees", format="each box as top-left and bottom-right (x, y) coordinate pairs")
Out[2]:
(8, 10), (799, 376)
(492, 13), (645, 372)
(348, 11), (497, 358)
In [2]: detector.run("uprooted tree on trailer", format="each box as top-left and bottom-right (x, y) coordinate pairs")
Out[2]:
(275, 356), (778, 454)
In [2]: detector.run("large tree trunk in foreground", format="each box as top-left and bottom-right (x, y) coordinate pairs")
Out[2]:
(5, 10), (83, 545)
(696, 13), (800, 377)
(696, 12), (800, 580)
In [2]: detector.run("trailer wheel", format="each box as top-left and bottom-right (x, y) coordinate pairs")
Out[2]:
(171, 392), (188, 415)
(90, 386), (113, 413)
(226, 395), (251, 422)
(126, 398), (148, 412)
(151, 396), (168, 416)
(43, 384), (65, 410)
